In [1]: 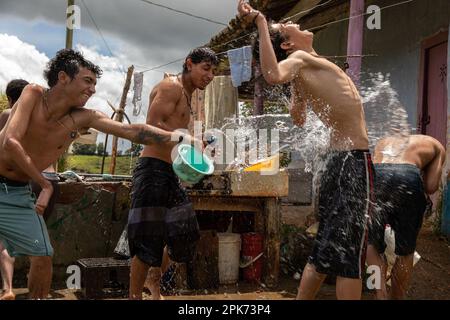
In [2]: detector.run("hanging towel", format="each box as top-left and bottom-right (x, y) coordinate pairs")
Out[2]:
(227, 45), (252, 87)
(132, 72), (144, 116)
(204, 75), (238, 130)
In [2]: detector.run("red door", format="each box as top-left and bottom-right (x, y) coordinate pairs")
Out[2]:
(419, 30), (448, 147)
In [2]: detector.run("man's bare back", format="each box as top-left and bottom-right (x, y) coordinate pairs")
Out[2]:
(373, 134), (444, 169)
(141, 76), (193, 163)
(373, 134), (445, 194)
(291, 51), (369, 150)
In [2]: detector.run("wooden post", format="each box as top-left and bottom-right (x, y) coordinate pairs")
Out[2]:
(66, 0), (75, 49)
(56, 0), (75, 172)
(109, 65), (134, 175)
(346, 0), (365, 86)
(263, 198), (280, 288)
(253, 64), (264, 115)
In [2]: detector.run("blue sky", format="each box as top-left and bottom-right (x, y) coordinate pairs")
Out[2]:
(0, 0), (237, 152)
(0, 15), (119, 59)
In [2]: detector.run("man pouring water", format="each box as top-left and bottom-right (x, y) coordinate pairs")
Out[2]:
(237, 0), (374, 299)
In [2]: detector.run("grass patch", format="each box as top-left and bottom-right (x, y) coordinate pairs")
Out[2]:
(66, 155), (138, 175)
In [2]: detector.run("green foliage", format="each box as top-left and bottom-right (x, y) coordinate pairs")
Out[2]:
(57, 154), (68, 172)
(125, 143), (143, 157)
(96, 142), (106, 156)
(72, 143), (97, 155)
(0, 93), (9, 113)
(240, 101), (288, 117)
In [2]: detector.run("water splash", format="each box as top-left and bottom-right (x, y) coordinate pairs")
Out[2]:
(360, 73), (412, 151)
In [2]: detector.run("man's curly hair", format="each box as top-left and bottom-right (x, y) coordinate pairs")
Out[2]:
(253, 21), (288, 63)
(44, 49), (103, 87)
(183, 47), (219, 73)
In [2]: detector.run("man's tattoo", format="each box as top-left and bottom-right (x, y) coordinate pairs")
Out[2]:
(136, 129), (169, 145)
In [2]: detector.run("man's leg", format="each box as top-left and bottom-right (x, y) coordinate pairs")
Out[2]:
(130, 255), (159, 300)
(336, 277), (362, 300)
(297, 263), (327, 300)
(390, 254), (414, 299)
(366, 244), (388, 299)
(161, 246), (171, 274)
(0, 242), (15, 300)
(28, 256), (52, 299)
(144, 247), (171, 295)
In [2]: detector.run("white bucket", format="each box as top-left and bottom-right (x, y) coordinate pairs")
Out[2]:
(218, 233), (241, 284)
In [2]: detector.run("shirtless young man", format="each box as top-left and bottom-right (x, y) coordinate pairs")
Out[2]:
(238, 0), (373, 299)
(0, 49), (192, 299)
(0, 80), (61, 301)
(128, 47), (217, 300)
(368, 134), (445, 299)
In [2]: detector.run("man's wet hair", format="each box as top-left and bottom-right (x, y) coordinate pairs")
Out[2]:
(44, 49), (103, 87)
(183, 47), (219, 73)
(6, 79), (29, 105)
(253, 21), (288, 62)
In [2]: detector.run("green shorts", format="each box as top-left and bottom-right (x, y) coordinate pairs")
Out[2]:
(0, 183), (53, 257)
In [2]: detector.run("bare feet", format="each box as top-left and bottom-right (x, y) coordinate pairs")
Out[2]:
(0, 290), (16, 300)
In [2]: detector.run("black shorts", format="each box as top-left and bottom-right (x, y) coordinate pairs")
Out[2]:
(127, 157), (200, 267)
(369, 164), (427, 256)
(308, 150), (374, 279)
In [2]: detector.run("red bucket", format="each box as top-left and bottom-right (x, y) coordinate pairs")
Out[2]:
(241, 232), (263, 283)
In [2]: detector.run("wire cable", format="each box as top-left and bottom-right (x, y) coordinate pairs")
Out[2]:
(137, 0), (228, 26)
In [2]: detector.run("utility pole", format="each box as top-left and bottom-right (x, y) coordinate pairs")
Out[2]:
(57, 0), (75, 173)
(66, 0), (75, 49)
(109, 65), (135, 175)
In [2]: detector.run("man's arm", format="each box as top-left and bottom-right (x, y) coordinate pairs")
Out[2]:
(2, 85), (51, 187)
(146, 80), (180, 131)
(423, 143), (446, 194)
(87, 80), (196, 145)
(0, 109), (11, 130)
(237, 0), (305, 85)
(87, 110), (175, 145)
(2, 85), (53, 214)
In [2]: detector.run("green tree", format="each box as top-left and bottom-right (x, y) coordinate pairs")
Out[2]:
(240, 101), (288, 117)
(72, 143), (97, 155)
(0, 93), (9, 113)
(126, 143), (143, 157)
(97, 142), (105, 156)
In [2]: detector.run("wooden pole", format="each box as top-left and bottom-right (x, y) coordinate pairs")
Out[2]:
(66, 0), (75, 49)
(253, 64), (264, 115)
(109, 65), (134, 175)
(263, 198), (281, 288)
(56, 0), (75, 172)
(346, 0), (365, 86)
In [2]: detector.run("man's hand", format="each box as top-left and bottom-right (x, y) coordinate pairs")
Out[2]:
(237, 0), (261, 24)
(173, 129), (205, 151)
(35, 181), (53, 215)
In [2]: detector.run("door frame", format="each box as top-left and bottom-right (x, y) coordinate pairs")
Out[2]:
(417, 29), (448, 136)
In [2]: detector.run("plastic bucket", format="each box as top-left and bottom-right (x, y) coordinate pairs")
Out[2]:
(217, 233), (241, 285)
(172, 144), (214, 184)
(241, 233), (263, 283)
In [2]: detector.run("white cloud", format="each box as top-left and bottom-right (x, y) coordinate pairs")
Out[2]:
(0, 33), (48, 89)
(0, 34), (166, 151)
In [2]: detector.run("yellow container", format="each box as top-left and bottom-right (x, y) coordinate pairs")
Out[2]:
(243, 153), (280, 172)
